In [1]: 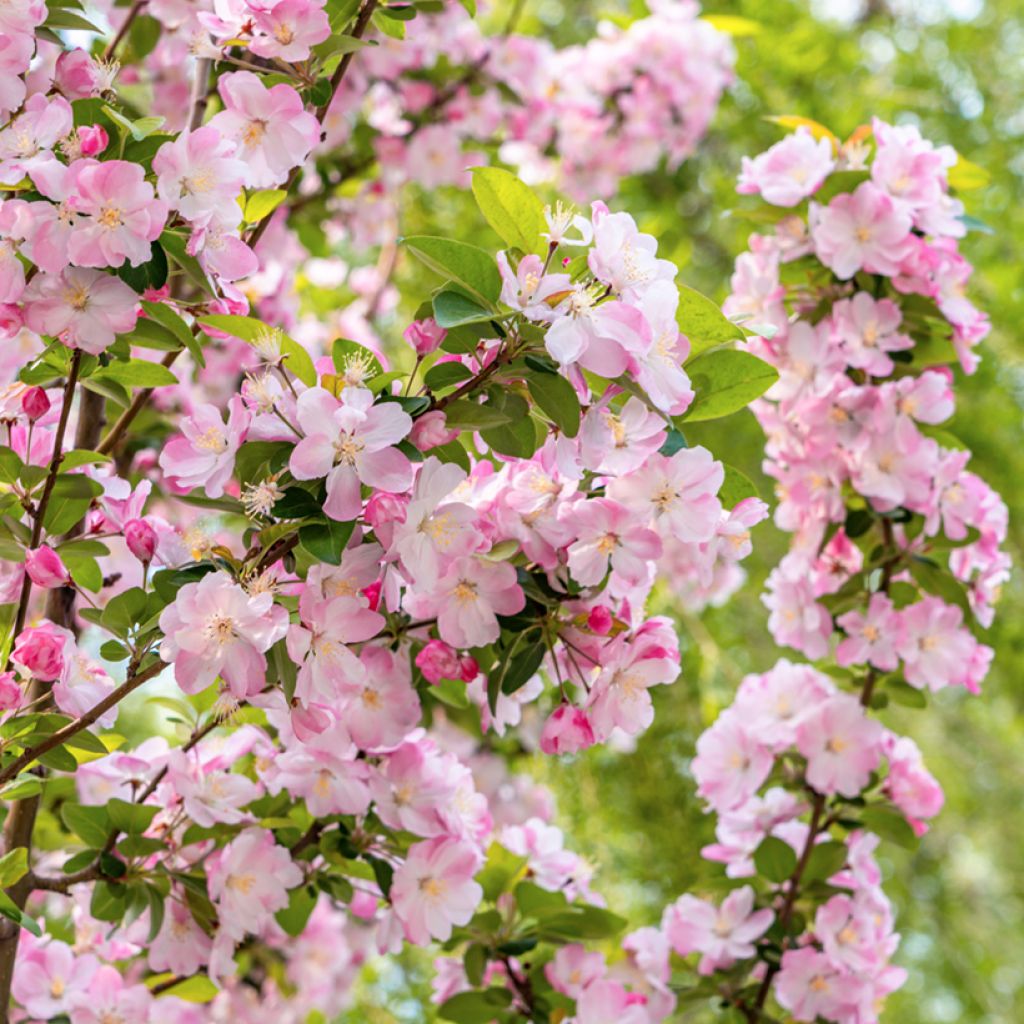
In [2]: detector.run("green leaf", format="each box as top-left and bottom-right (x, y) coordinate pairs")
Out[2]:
(149, 973), (218, 1003)
(907, 558), (972, 618)
(541, 904), (629, 940)
(0, 890), (41, 936)
(91, 880), (127, 922)
(0, 847), (28, 888)
(62, 803), (110, 848)
(432, 289), (496, 329)
(527, 370), (580, 438)
(862, 805), (918, 850)
(430, 677), (471, 709)
(886, 678), (927, 708)
(199, 315), (316, 387)
(719, 464), (760, 508)
(470, 167), (547, 254)
(753, 835), (798, 883)
(443, 399), (513, 431)
(477, 842), (529, 902)
(139, 300), (195, 350)
(63, 551), (103, 593)
(0, 775), (44, 801)
(43, 474), (103, 535)
(680, 349), (778, 422)
(424, 361), (474, 391)
(107, 798), (159, 835)
(803, 841), (848, 883)
(402, 236), (501, 306)
(437, 989), (514, 1024)
(948, 153), (990, 191)
(678, 285), (745, 358)
(244, 189), (288, 223)
(332, 338), (383, 379)
(275, 884), (317, 937)
(299, 519), (355, 565)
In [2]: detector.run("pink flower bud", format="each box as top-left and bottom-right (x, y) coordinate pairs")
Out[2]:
(587, 605), (614, 635)
(349, 890), (378, 919)
(12, 622), (68, 682)
(409, 410), (458, 452)
(21, 387), (50, 422)
(362, 580), (382, 611)
(54, 49), (100, 100)
(415, 639), (462, 684)
(25, 546), (71, 589)
(124, 518), (157, 563)
(77, 124), (109, 157)
(539, 704), (596, 755)
(364, 492), (408, 531)
(459, 655), (479, 681)
(404, 318), (447, 356)
(0, 671), (22, 711)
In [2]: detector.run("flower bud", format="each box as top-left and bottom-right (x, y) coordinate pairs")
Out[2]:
(21, 386), (50, 422)
(362, 580), (382, 611)
(54, 49), (100, 100)
(415, 639), (462, 684)
(125, 518), (157, 563)
(0, 671), (22, 711)
(12, 622), (68, 682)
(409, 410), (458, 452)
(364, 492), (407, 531)
(78, 124), (109, 157)
(539, 704), (596, 755)
(458, 655), (479, 681)
(587, 605), (614, 635)
(403, 318), (446, 356)
(25, 546), (71, 589)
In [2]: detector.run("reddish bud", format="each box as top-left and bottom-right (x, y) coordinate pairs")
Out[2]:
(21, 386), (50, 422)
(124, 518), (158, 563)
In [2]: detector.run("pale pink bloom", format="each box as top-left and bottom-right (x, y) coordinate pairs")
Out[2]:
(0, 94), (72, 184)
(546, 944), (605, 998)
(545, 288), (647, 377)
(207, 828), (303, 941)
(391, 837), (483, 945)
(762, 563), (832, 659)
(500, 817), (594, 899)
(12, 940), (98, 1020)
(393, 457), (478, 579)
(343, 645), (421, 751)
(663, 886), (773, 974)
(588, 203), (675, 300)
(23, 267), (140, 354)
(927, 450), (982, 540)
(268, 747), (371, 816)
(11, 619), (70, 681)
(633, 279), (694, 415)
(209, 72), (320, 189)
(0, 203), (25, 303)
(575, 979), (650, 1024)
(286, 590), (383, 706)
(404, 317), (446, 355)
(810, 180), (913, 279)
(833, 292), (912, 376)
(148, 896), (213, 977)
(774, 947), (855, 1022)
(415, 555), (525, 649)
(692, 710), (774, 812)
(609, 447), (723, 544)
(796, 692), (884, 797)
(153, 126), (249, 227)
(411, 411), (457, 456)
(403, 125), (465, 188)
(883, 734), (944, 834)
(0, 670), (22, 711)
(66, 160), (168, 268)
(497, 251), (571, 320)
(896, 596), (978, 692)
(54, 649), (117, 728)
(540, 703), (596, 755)
(289, 386), (412, 522)
(159, 396), (250, 498)
(768, 321), (844, 402)
(579, 395), (666, 476)
(158, 571), (288, 697)
(0, 33), (32, 120)
(165, 748), (261, 827)
(732, 660), (833, 750)
(371, 738), (460, 837)
(249, 0), (330, 61)
(68, 965), (152, 1024)
(566, 498), (661, 587)
(25, 545), (71, 588)
(836, 593), (902, 671)
(738, 127), (835, 206)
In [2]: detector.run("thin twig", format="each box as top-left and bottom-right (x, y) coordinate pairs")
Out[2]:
(104, 0), (147, 61)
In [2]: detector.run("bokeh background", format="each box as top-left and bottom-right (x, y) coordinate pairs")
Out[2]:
(329, 1), (1024, 1019)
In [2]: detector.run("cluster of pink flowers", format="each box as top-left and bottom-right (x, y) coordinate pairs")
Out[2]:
(0, 0), (45, 121)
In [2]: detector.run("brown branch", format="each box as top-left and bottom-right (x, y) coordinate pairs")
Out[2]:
(104, 0), (148, 61)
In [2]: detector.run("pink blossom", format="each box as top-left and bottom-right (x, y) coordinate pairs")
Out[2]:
(124, 518), (158, 563)
(795, 692), (884, 797)
(23, 267), (140, 354)
(165, 748), (261, 827)
(810, 180), (913, 280)
(633, 279), (694, 415)
(836, 593), (902, 671)
(774, 947), (855, 1022)
(833, 292), (912, 376)
(566, 498), (661, 588)
(289, 386), (412, 521)
(391, 837), (484, 945)
(66, 160), (169, 268)
(12, 619), (70, 680)
(21, 385), (49, 420)
(148, 897), (213, 977)
(415, 639), (462, 684)
(54, 49), (102, 100)
(0, 671), (22, 711)
(587, 204), (675, 300)
(663, 886), (773, 974)
(0, 94), (73, 184)
(342, 645), (421, 751)
(249, 0), (331, 61)
(884, 734), (944, 832)
(153, 126), (249, 227)
(497, 251), (571, 319)
(545, 287), (647, 377)
(738, 128), (835, 206)
(159, 396), (250, 498)
(76, 126), (108, 159)
(575, 979), (651, 1024)
(896, 596), (979, 692)
(546, 944), (605, 997)
(400, 320), (447, 362)
(25, 545), (71, 588)
(11, 939), (98, 1020)
(540, 704), (596, 755)
(209, 72), (321, 189)
(207, 828), (303, 941)
(158, 571), (288, 697)
(692, 711), (774, 812)
(268, 747), (371, 816)
(68, 964), (153, 1024)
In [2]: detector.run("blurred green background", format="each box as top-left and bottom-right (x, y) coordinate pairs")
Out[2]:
(339, 1), (1024, 1019)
